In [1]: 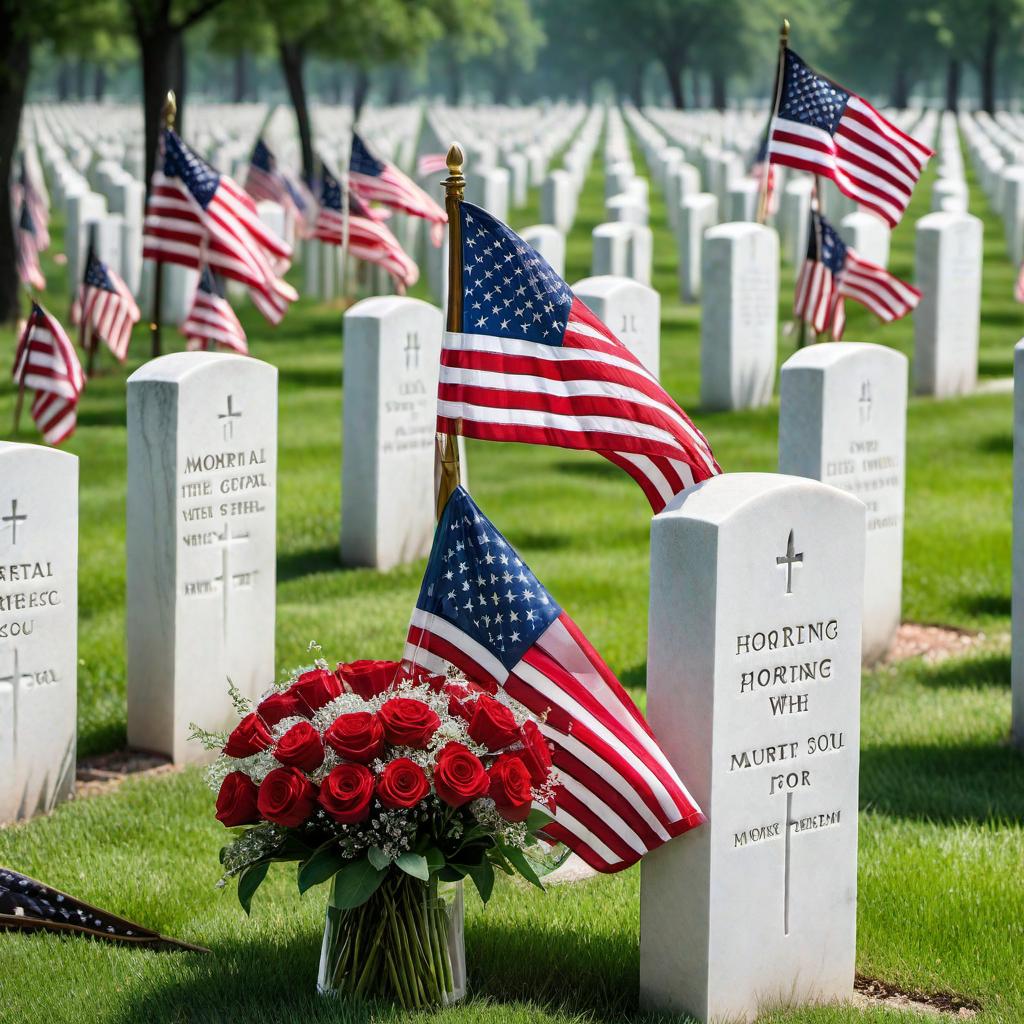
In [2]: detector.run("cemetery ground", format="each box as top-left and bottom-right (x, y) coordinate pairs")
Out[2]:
(0, 143), (1021, 1023)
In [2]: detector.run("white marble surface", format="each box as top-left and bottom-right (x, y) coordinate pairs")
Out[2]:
(838, 211), (891, 268)
(521, 225), (566, 279)
(677, 193), (718, 301)
(573, 275), (661, 378)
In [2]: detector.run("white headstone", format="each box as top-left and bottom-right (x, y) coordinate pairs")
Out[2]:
(541, 170), (575, 235)
(781, 178), (812, 267)
(573, 275), (660, 377)
(726, 179), (759, 223)
(607, 193), (648, 226)
(126, 353), (278, 763)
(677, 193), (718, 302)
(66, 190), (107, 295)
(521, 225), (566, 279)
(0, 443), (78, 823)
(1014, 339), (1024, 749)
(640, 473), (865, 1023)
(913, 211), (983, 397)
(838, 211), (890, 268)
(700, 223), (779, 410)
(779, 343), (908, 663)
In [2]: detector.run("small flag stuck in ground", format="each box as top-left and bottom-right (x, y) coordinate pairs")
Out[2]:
(72, 246), (140, 363)
(183, 266), (249, 355)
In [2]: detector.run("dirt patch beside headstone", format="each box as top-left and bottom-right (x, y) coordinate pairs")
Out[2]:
(75, 750), (178, 799)
(854, 974), (979, 1017)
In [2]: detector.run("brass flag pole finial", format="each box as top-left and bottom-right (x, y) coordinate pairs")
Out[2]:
(780, 18), (790, 47)
(443, 143), (465, 202)
(162, 90), (177, 131)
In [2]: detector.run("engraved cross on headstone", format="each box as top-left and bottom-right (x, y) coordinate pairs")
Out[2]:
(1, 499), (28, 545)
(776, 529), (803, 595)
(0, 647), (32, 761)
(218, 395), (243, 441)
(404, 332), (421, 370)
(858, 379), (873, 424)
(212, 522), (252, 638)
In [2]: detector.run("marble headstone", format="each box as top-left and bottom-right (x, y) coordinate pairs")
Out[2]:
(677, 193), (718, 302)
(521, 225), (566, 279)
(573, 275), (661, 377)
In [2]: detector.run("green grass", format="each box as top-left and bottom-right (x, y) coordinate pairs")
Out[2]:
(1, 121), (1023, 1022)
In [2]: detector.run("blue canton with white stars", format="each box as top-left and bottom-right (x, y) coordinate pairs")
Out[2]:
(808, 212), (848, 275)
(460, 202), (574, 346)
(18, 203), (34, 235)
(163, 130), (220, 208)
(416, 486), (562, 672)
(320, 166), (342, 212)
(83, 249), (115, 292)
(251, 138), (275, 172)
(197, 265), (224, 297)
(349, 133), (385, 177)
(778, 49), (850, 136)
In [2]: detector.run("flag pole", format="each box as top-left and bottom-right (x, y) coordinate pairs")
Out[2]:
(757, 18), (789, 225)
(435, 142), (464, 521)
(149, 90), (176, 359)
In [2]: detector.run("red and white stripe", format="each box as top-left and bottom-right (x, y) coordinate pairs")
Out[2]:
(437, 298), (720, 513)
(351, 163), (446, 245)
(13, 306), (85, 445)
(405, 609), (704, 873)
(16, 223), (45, 292)
(73, 271), (140, 363)
(770, 94), (932, 228)
(417, 153), (449, 177)
(182, 288), (248, 355)
(314, 207), (419, 291)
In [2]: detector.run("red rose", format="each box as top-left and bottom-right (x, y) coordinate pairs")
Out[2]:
(488, 754), (533, 822)
(275, 721), (325, 771)
(337, 660), (400, 700)
(319, 764), (375, 823)
(377, 758), (430, 809)
(378, 698), (440, 749)
(324, 712), (385, 764)
(468, 695), (520, 751)
(224, 713), (274, 758)
(290, 668), (343, 713)
(257, 689), (303, 726)
(433, 742), (489, 808)
(518, 720), (553, 786)
(256, 767), (318, 828)
(445, 681), (483, 722)
(215, 771), (261, 826)
(410, 667), (447, 693)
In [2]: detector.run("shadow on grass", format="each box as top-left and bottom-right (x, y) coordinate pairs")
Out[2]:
(278, 368), (344, 392)
(278, 545), (344, 583)
(619, 662), (648, 688)
(553, 459), (620, 480)
(76, 406), (128, 429)
(975, 432), (1013, 456)
(953, 593), (1011, 620)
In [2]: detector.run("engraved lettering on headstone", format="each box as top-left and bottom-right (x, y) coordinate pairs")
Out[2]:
(776, 529), (804, 595)
(1, 499), (28, 546)
(404, 332), (421, 370)
(858, 380), (872, 424)
(620, 313), (638, 335)
(217, 394), (242, 441)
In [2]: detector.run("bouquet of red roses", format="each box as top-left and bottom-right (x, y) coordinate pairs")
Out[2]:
(197, 652), (561, 1008)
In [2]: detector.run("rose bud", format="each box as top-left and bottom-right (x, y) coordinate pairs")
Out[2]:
(488, 754), (534, 822)
(290, 668), (343, 714)
(324, 712), (385, 764)
(257, 689), (303, 726)
(215, 771), (261, 827)
(336, 660), (401, 701)
(433, 742), (489, 808)
(256, 766), (318, 828)
(274, 721), (325, 772)
(377, 758), (430, 809)
(468, 694), (520, 751)
(378, 698), (440, 749)
(518, 720), (553, 786)
(224, 713), (274, 758)
(319, 764), (375, 824)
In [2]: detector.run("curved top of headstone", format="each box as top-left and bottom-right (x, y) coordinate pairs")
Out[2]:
(572, 275), (657, 299)
(706, 221), (776, 241)
(127, 351), (274, 384)
(0, 440), (78, 466)
(916, 209), (981, 230)
(343, 295), (441, 322)
(782, 341), (908, 372)
(839, 210), (888, 228)
(593, 221), (634, 238)
(519, 224), (564, 241)
(657, 472), (864, 525)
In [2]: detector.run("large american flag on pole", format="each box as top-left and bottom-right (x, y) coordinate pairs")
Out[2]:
(313, 167), (418, 291)
(795, 211), (920, 339)
(405, 485), (705, 872)
(72, 247), (140, 362)
(437, 203), (720, 513)
(13, 304), (85, 445)
(768, 49), (932, 228)
(143, 129), (297, 325)
(349, 132), (447, 245)
(182, 266), (248, 355)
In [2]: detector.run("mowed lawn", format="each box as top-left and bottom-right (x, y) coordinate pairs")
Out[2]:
(0, 119), (1022, 1023)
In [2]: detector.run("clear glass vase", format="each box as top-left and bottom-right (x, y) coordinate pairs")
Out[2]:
(317, 872), (466, 1008)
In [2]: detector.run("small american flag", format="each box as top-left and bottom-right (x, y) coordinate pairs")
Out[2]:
(314, 167), (418, 291)
(13, 303), (85, 445)
(417, 153), (449, 177)
(245, 137), (310, 236)
(795, 211), (920, 339)
(143, 129), (297, 325)
(183, 267), (248, 355)
(72, 247), (140, 363)
(438, 203), (720, 512)
(15, 202), (45, 291)
(405, 485), (705, 873)
(17, 156), (50, 251)
(350, 132), (447, 245)
(768, 49), (932, 227)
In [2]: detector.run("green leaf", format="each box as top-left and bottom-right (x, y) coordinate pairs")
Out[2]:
(437, 865), (467, 883)
(463, 859), (495, 903)
(423, 846), (446, 876)
(525, 807), (556, 833)
(501, 843), (545, 891)
(367, 846), (391, 871)
(394, 851), (429, 881)
(237, 861), (270, 915)
(297, 843), (347, 894)
(329, 858), (387, 910)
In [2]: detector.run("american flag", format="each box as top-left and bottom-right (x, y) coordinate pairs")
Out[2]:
(13, 303), (85, 445)
(183, 267), (248, 355)
(72, 247), (140, 363)
(768, 49), (932, 228)
(405, 485), (705, 873)
(751, 132), (777, 216)
(142, 129), (297, 325)
(15, 202), (45, 292)
(349, 132), (447, 245)
(16, 156), (50, 251)
(417, 153), (449, 177)
(1015, 261), (1024, 305)
(245, 137), (310, 236)
(313, 167), (418, 291)
(795, 210), (920, 339)
(437, 203), (720, 513)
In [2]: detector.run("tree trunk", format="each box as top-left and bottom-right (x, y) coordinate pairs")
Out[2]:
(139, 29), (186, 189)
(631, 63), (645, 107)
(94, 64), (107, 102)
(711, 69), (727, 110)
(945, 57), (960, 113)
(387, 66), (405, 105)
(0, 16), (31, 324)
(661, 53), (686, 109)
(75, 58), (88, 99)
(981, 8), (998, 114)
(56, 61), (71, 101)
(449, 60), (463, 105)
(890, 65), (909, 108)
(692, 70), (704, 109)
(233, 51), (249, 103)
(279, 39), (314, 182)
(352, 66), (370, 123)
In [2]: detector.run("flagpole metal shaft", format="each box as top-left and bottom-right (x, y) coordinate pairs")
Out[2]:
(150, 90), (176, 359)
(435, 142), (465, 521)
(757, 18), (789, 225)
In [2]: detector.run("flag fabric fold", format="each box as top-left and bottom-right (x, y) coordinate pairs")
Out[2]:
(404, 485), (705, 873)
(15, 202), (45, 292)
(244, 137), (312, 238)
(71, 246), (140, 363)
(436, 202), (720, 513)
(768, 48), (932, 227)
(182, 266), (249, 355)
